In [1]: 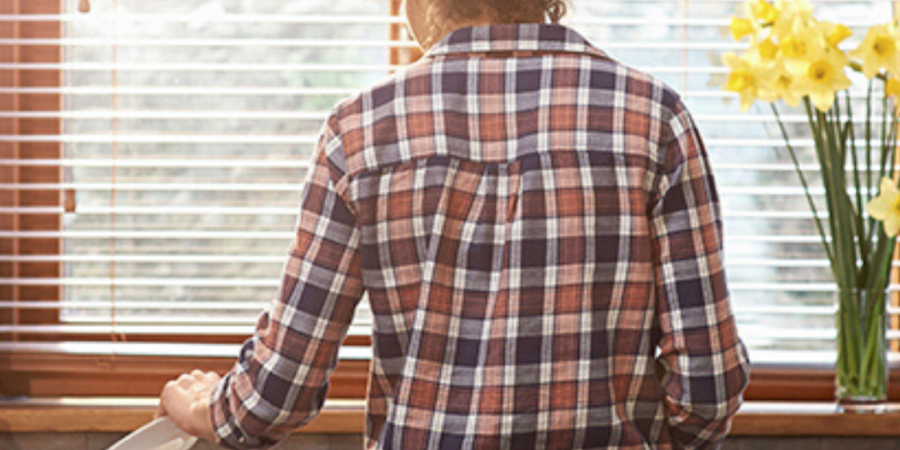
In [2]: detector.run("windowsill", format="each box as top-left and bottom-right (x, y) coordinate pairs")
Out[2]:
(2, 400), (900, 436)
(732, 402), (900, 436)
(0, 398), (365, 434)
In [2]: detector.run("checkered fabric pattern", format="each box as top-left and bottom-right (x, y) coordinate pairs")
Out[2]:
(210, 23), (750, 450)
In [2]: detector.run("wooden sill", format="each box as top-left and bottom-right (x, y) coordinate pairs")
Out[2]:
(0, 398), (365, 434)
(732, 402), (900, 436)
(3, 400), (900, 437)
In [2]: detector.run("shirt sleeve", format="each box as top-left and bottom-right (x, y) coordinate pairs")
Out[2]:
(209, 110), (365, 450)
(650, 104), (751, 450)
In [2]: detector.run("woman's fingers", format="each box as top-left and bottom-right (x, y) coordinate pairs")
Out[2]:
(157, 370), (221, 432)
(154, 401), (167, 419)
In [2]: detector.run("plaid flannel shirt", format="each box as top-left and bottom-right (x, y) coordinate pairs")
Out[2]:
(210, 23), (751, 450)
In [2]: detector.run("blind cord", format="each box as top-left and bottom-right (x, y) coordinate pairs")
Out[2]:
(107, 0), (125, 352)
(11, 0), (21, 343)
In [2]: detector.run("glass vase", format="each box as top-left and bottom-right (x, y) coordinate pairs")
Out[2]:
(835, 287), (888, 413)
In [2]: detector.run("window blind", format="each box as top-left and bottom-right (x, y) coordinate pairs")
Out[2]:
(2, 0), (899, 374)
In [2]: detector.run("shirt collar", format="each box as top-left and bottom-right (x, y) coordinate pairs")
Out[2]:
(423, 23), (608, 60)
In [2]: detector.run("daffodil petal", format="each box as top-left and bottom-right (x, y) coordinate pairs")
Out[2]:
(731, 18), (755, 41)
(810, 90), (835, 112)
(887, 78), (900, 97)
(782, 91), (803, 107)
(880, 177), (898, 197)
(739, 93), (755, 112)
(867, 194), (894, 220)
(884, 214), (900, 237)
(867, 178), (900, 221)
(828, 24), (853, 46)
(756, 0), (779, 23)
(862, 59), (880, 79)
(758, 39), (779, 59)
(723, 52), (741, 68)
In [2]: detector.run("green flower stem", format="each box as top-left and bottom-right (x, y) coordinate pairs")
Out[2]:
(867, 230), (894, 293)
(835, 287), (887, 399)
(811, 95), (877, 400)
(880, 89), (889, 185)
(845, 91), (880, 277)
(806, 99), (848, 287)
(867, 91), (886, 260)
(888, 99), (900, 179)
(771, 104), (833, 263)
(836, 289), (861, 382)
(866, 80), (874, 204)
(841, 93), (870, 272)
(855, 236), (893, 398)
(820, 103), (857, 289)
(884, 93), (899, 181)
(860, 289), (886, 395)
(832, 94), (844, 162)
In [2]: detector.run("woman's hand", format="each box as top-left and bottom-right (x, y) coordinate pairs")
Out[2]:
(156, 370), (221, 443)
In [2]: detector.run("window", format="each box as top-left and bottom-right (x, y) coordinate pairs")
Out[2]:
(1, 0), (402, 398)
(2, 0), (898, 401)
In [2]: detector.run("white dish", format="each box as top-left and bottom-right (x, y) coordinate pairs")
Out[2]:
(106, 417), (198, 450)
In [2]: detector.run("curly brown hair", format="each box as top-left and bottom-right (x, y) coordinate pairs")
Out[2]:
(424, 0), (571, 45)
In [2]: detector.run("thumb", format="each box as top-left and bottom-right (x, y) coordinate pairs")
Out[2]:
(154, 399), (167, 419)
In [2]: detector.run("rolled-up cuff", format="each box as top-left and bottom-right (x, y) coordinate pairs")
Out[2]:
(209, 372), (278, 450)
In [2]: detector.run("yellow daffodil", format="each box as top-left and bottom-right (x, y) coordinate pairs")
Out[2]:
(749, 0), (779, 24)
(772, 0), (814, 41)
(723, 52), (774, 111)
(887, 77), (900, 98)
(762, 60), (803, 106)
(757, 38), (780, 60)
(780, 35), (808, 58)
(775, 0), (813, 18)
(820, 21), (853, 48)
(731, 17), (756, 41)
(791, 47), (851, 111)
(867, 177), (900, 237)
(850, 23), (900, 79)
(778, 20), (825, 63)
